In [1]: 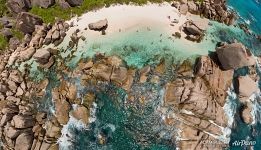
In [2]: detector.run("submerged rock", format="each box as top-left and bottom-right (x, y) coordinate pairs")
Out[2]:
(216, 42), (256, 70)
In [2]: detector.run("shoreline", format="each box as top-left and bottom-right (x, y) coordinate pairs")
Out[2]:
(52, 3), (213, 69)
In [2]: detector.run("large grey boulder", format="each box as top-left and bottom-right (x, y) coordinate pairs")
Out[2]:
(58, 0), (71, 9)
(16, 12), (43, 34)
(0, 28), (13, 39)
(12, 115), (35, 129)
(6, 0), (31, 14)
(216, 42), (256, 70)
(187, 1), (198, 14)
(33, 49), (51, 64)
(15, 132), (34, 150)
(88, 19), (108, 31)
(18, 47), (36, 61)
(235, 76), (259, 101)
(9, 37), (20, 50)
(31, 0), (55, 8)
(66, 0), (83, 7)
(184, 23), (203, 36)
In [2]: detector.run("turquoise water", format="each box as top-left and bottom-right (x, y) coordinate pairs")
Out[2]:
(227, 0), (261, 34)
(62, 26), (217, 69)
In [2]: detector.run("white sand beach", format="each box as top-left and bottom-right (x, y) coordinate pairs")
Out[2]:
(64, 2), (209, 41)
(52, 3), (214, 68)
(68, 3), (186, 37)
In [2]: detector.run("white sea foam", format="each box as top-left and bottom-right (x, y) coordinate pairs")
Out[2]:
(223, 87), (238, 128)
(105, 123), (116, 132)
(89, 102), (98, 123)
(222, 86), (238, 143)
(58, 115), (87, 150)
(245, 19), (251, 25)
(249, 93), (261, 124)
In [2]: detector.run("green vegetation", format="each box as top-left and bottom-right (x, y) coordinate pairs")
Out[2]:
(0, 34), (8, 52)
(0, 0), (8, 17)
(11, 29), (24, 40)
(30, 0), (172, 23)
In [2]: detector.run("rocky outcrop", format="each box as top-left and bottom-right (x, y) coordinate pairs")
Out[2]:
(174, 0), (236, 25)
(51, 82), (70, 125)
(183, 21), (204, 42)
(44, 21), (68, 46)
(0, 18), (72, 150)
(71, 106), (89, 124)
(0, 68), (37, 150)
(65, 0), (83, 7)
(194, 56), (234, 106)
(164, 55), (234, 149)
(200, 0), (236, 25)
(216, 42), (256, 70)
(6, 0), (31, 15)
(31, 0), (55, 8)
(6, 20), (68, 68)
(235, 76), (259, 102)
(88, 19), (108, 31)
(16, 12), (43, 34)
(240, 102), (253, 124)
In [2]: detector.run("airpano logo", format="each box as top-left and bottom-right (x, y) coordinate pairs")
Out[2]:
(200, 139), (227, 148)
(232, 140), (256, 147)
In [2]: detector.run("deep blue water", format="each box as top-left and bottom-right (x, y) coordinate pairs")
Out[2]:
(227, 0), (261, 34)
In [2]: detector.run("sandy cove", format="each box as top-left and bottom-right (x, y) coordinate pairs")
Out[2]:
(60, 3), (209, 47)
